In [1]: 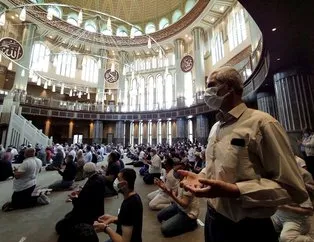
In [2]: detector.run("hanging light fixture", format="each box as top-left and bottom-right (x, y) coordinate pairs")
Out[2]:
(78, 9), (83, 25)
(87, 93), (90, 99)
(52, 84), (56, 92)
(7, 61), (13, 71)
(130, 30), (135, 39)
(69, 89), (72, 97)
(0, 12), (6, 26)
(86, 87), (89, 93)
(48, 80), (52, 86)
(31, 75), (37, 83)
(21, 69), (25, 77)
(78, 91), (82, 98)
(47, 9), (53, 21)
(60, 83), (64, 95)
(29, 69), (34, 78)
(110, 62), (115, 72)
(111, 94), (114, 101)
(74, 86), (77, 92)
(147, 37), (152, 49)
(36, 77), (41, 86)
(107, 17), (112, 31)
(44, 81), (48, 89)
(19, 7), (26, 21)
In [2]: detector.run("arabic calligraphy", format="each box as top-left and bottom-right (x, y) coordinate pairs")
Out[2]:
(180, 55), (194, 73)
(0, 37), (24, 61)
(104, 69), (119, 83)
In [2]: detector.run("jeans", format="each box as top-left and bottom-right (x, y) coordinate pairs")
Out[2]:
(157, 203), (197, 237)
(143, 173), (161, 184)
(48, 180), (73, 191)
(205, 204), (278, 242)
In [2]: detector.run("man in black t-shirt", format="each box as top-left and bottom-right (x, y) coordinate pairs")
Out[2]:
(94, 168), (143, 242)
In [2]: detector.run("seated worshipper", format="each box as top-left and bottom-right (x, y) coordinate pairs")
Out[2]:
(2, 148), (42, 211)
(58, 223), (99, 242)
(0, 155), (14, 181)
(3, 147), (13, 164)
(75, 150), (86, 181)
(46, 146), (64, 171)
(193, 151), (205, 174)
(143, 149), (162, 184)
(271, 164), (314, 242)
(147, 157), (179, 210)
(15, 146), (26, 164)
(103, 151), (122, 197)
(55, 162), (106, 238)
(84, 145), (93, 163)
(93, 168), (143, 242)
(48, 154), (76, 191)
(157, 160), (199, 237)
(36, 144), (47, 166)
(139, 147), (151, 176)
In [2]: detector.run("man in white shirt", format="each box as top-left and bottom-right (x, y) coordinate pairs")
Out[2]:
(3, 148), (42, 211)
(180, 67), (308, 242)
(143, 149), (161, 184)
(68, 146), (76, 162)
(84, 146), (92, 163)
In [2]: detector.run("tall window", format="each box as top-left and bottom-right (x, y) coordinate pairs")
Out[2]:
(184, 72), (194, 107)
(116, 26), (128, 37)
(147, 76), (154, 110)
(101, 26), (112, 36)
(67, 14), (78, 26)
(165, 74), (173, 109)
(228, 7), (247, 50)
(130, 26), (142, 37)
(188, 119), (193, 142)
(212, 30), (224, 65)
(130, 122), (134, 146)
(185, 0), (196, 13)
(172, 10), (182, 23)
(85, 21), (97, 32)
(167, 120), (172, 146)
(139, 121), (143, 144)
(156, 75), (163, 110)
(157, 121), (162, 144)
(30, 42), (50, 72)
(56, 51), (77, 78)
(159, 18), (169, 30)
(145, 23), (156, 34)
(148, 121), (152, 145)
(139, 77), (145, 111)
(82, 56), (98, 83)
(47, 6), (62, 19)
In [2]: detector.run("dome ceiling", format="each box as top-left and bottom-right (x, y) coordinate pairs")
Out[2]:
(45, 0), (184, 24)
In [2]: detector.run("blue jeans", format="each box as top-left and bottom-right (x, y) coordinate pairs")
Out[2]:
(157, 203), (197, 237)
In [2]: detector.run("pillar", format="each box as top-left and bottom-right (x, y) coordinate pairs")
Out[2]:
(176, 118), (187, 142)
(257, 92), (278, 120)
(195, 115), (209, 145)
(174, 39), (185, 107)
(89, 122), (94, 142)
(93, 120), (103, 144)
(96, 49), (107, 112)
(192, 27), (205, 103)
(68, 121), (74, 139)
(274, 69), (314, 154)
(44, 119), (51, 136)
(115, 120), (124, 145)
(119, 51), (128, 111)
(14, 23), (37, 91)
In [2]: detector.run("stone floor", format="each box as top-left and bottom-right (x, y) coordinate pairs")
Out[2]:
(0, 157), (206, 242)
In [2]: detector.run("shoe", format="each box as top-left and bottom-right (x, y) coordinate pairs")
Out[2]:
(2, 202), (14, 212)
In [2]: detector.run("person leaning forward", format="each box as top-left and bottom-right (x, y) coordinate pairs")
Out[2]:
(179, 66), (308, 242)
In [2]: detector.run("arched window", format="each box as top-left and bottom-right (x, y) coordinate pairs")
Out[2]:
(158, 56), (163, 68)
(211, 30), (224, 64)
(30, 42), (50, 72)
(130, 79), (137, 111)
(159, 18), (169, 30)
(148, 121), (152, 145)
(84, 21), (97, 32)
(228, 6), (247, 50)
(56, 51), (77, 78)
(116, 26), (128, 37)
(145, 22), (156, 34)
(139, 121), (143, 144)
(130, 26), (142, 37)
(185, 0), (196, 14)
(156, 74), (163, 109)
(146, 58), (151, 70)
(67, 13), (78, 26)
(152, 56), (157, 68)
(188, 119), (193, 142)
(82, 56), (98, 83)
(139, 77), (145, 111)
(167, 120), (172, 145)
(157, 121), (162, 144)
(47, 6), (62, 19)
(172, 10), (182, 23)
(130, 122), (134, 146)
(147, 76), (154, 110)
(101, 25), (112, 36)
(165, 74), (173, 109)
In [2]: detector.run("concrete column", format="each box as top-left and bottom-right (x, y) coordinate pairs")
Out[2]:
(68, 121), (74, 139)
(115, 120), (125, 145)
(93, 120), (103, 144)
(176, 118), (187, 142)
(257, 92), (278, 120)
(174, 39), (185, 107)
(44, 119), (51, 136)
(14, 23), (37, 91)
(96, 49), (108, 112)
(195, 115), (209, 144)
(192, 27), (205, 103)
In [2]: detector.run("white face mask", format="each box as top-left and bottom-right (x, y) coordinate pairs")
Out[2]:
(113, 178), (120, 192)
(204, 85), (229, 110)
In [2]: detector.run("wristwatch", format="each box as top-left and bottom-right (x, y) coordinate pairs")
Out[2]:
(103, 224), (110, 233)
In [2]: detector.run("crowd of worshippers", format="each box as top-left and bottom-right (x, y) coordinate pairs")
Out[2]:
(1, 68), (314, 242)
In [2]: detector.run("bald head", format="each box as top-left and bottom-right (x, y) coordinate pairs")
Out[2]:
(24, 148), (35, 158)
(208, 66), (243, 96)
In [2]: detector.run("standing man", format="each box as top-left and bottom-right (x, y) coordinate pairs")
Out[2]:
(94, 168), (143, 242)
(180, 67), (308, 242)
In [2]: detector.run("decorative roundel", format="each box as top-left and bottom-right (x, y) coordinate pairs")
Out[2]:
(180, 55), (194, 72)
(0, 37), (24, 61)
(104, 69), (119, 83)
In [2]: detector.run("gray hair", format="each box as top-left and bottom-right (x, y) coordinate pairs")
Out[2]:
(209, 66), (243, 95)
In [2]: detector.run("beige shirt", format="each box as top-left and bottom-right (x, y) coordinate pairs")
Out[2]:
(201, 103), (308, 222)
